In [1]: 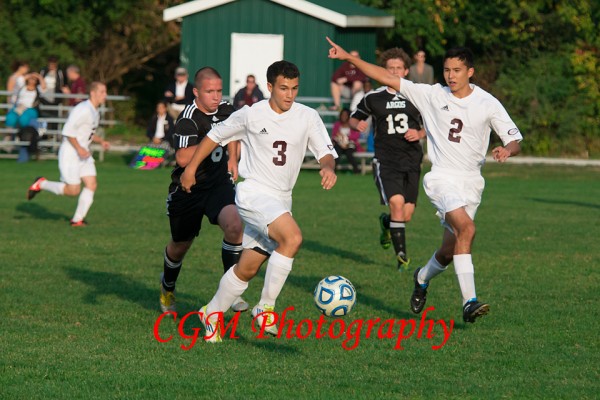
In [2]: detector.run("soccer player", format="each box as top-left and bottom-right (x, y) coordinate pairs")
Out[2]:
(159, 67), (246, 314)
(349, 48), (425, 271)
(327, 37), (523, 323)
(180, 60), (338, 342)
(27, 82), (110, 226)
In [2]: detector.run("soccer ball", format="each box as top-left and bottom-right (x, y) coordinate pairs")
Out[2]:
(313, 276), (356, 317)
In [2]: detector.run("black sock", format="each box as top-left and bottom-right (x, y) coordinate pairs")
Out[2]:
(222, 240), (243, 274)
(390, 220), (406, 256)
(162, 248), (182, 291)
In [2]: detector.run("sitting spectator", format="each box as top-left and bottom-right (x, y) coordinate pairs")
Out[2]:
(330, 50), (367, 111)
(6, 73), (46, 130)
(408, 50), (434, 84)
(40, 55), (66, 106)
(164, 67), (194, 119)
(233, 74), (264, 110)
(61, 65), (87, 106)
(331, 108), (363, 174)
(146, 100), (174, 145)
(6, 61), (30, 104)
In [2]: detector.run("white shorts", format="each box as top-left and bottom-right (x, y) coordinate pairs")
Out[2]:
(58, 146), (96, 185)
(423, 168), (485, 231)
(235, 180), (292, 254)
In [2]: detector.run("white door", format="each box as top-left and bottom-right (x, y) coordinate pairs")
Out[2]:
(230, 33), (284, 99)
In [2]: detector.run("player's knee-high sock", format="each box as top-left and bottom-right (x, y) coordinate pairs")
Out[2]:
(221, 240), (243, 274)
(72, 187), (94, 222)
(162, 248), (181, 291)
(418, 252), (448, 285)
(40, 180), (65, 195)
(390, 220), (407, 256)
(206, 267), (248, 314)
(454, 254), (476, 305)
(258, 251), (293, 307)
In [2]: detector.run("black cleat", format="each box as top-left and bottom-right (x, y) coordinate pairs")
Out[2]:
(27, 177), (46, 200)
(462, 300), (490, 323)
(410, 267), (428, 314)
(379, 213), (391, 250)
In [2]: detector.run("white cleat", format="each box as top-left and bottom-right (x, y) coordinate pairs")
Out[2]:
(251, 304), (278, 336)
(231, 297), (249, 312)
(199, 305), (222, 343)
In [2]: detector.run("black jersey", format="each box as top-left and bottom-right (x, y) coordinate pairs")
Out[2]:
(170, 101), (234, 191)
(351, 87), (423, 171)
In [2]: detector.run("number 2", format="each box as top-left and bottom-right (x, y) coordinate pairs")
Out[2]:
(448, 118), (463, 143)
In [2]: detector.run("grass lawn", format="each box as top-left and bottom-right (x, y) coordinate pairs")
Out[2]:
(1, 154), (598, 399)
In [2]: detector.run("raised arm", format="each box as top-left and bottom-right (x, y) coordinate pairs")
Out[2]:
(326, 37), (400, 92)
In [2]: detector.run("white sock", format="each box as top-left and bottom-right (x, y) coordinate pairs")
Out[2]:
(418, 252), (447, 285)
(454, 254), (476, 305)
(206, 267), (248, 314)
(72, 187), (94, 222)
(258, 251), (293, 307)
(41, 180), (65, 195)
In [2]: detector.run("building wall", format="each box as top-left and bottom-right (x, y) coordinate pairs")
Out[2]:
(180, 0), (377, 98)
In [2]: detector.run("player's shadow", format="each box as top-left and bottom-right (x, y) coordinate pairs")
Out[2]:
(64, 266), (199, 313)
(528, 197), (600, 210)
(286, 273), (413, 319)
(302, 239), (375, 265)
(15, 202), (69, 221)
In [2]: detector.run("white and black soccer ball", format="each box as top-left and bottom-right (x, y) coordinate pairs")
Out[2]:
(313, 276), (356, 317)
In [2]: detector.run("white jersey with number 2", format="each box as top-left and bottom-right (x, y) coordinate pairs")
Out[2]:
(208, 100), (337, 195)
(399, 78), (522, 173)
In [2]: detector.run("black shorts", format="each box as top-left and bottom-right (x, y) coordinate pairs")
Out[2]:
(372, 158), (420, 205)
(167, 182), (236, 242)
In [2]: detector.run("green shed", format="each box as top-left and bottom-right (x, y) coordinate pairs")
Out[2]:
(163, 0), (394, 99)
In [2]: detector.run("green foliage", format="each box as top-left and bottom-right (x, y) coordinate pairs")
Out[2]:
(1, 157), (599, 398)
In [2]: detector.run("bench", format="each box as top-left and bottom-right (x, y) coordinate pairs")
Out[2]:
(302, 151), (374, 175)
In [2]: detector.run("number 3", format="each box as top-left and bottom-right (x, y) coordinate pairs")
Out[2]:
(273, 141), (287, 166)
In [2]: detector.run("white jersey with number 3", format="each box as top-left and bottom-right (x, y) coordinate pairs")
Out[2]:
(208, 100), (337, 195)
(399, 78), (522, 173)
(60, 100), (100, 154)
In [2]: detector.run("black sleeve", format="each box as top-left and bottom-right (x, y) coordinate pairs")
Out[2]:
(146, 115), (156, 140)
(171, 118), (198, 150)
(350, 95), (370, 121)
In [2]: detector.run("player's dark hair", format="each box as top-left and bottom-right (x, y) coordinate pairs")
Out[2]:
(266, 61), (300, 85)
(444, 47), (474, 69)
(194, 67), (221, 89)
(379, 48), (411, 69)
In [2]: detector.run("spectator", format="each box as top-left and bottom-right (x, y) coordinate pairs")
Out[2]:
(332, 108), (363, 174)
(40, 55), (66, 106)
(62, 65), (87, 106)
(6, 73), (46, 130)
(164, 67), (194, 119)
(146, 100), (174, 145)
(6, 61), (30, 104)
(330, 50), (367, 111)
(408, 50), (434, 84)
(232, 74), (264, 110)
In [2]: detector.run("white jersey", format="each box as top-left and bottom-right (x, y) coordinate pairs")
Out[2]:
(399, 78), (522, 173)
(208, 100), (337, 195)
(60, 100), (100, 154)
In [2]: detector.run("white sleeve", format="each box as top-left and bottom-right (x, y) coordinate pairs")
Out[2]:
(307, 110), (338, 161)
(489, 99), (523, 145)
(61, 107), (86, 138)
(398, 78), (435, 112)
(207, 106), (248, 146)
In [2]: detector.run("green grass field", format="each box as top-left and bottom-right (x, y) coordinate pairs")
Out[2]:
(1, 154), (599, 399)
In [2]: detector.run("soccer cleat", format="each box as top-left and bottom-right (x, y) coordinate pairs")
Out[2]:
(70, 220), (88, 227)
(199, 305), (222, 343)
(251, 304), (278, 336)
(159, 274), (176, 313)
(463, 300), (490, 323)
(27, 177), (46, 200)
(397, 251), (411, 271)
(410, 267), (428, 314)
(379, 213), (391, 250)
(231, 296), (249, 313)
